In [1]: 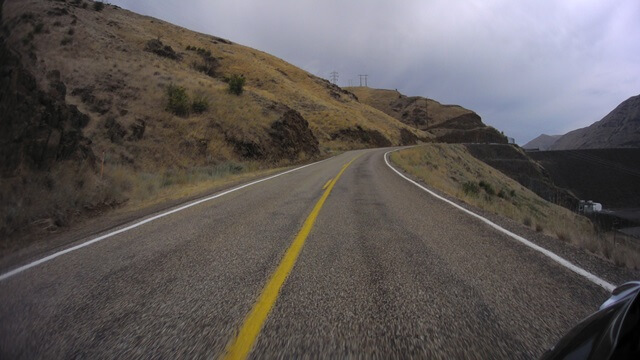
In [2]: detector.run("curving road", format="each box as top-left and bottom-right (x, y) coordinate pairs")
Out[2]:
(0, 148), (635, 358)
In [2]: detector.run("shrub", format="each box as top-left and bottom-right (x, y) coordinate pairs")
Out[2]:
(93, 1), (105, 11)
(22, 32), (34, 45)
(478, 180), (495, 196)
(34, 22), (44, 34)
(523, 216), (532, 227)
(68, 28), (75, 35)
(556, 231), (571, 242)
(191, 93), (209, 113)
(165, 84), (190, 116)
(228, 74), (245, 95)
(60, 36), (73, 45)
(187, 45), (219, 77)
(145, 39), (181, 60)
(462, 181), (479, 196)
(535, 224), (543, 232)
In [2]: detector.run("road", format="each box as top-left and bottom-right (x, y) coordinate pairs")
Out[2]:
(0, 148), (634, 358)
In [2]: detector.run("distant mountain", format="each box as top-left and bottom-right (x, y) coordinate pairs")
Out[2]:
(345, 87), (507, 144)
(522, 134), (562, 150)
(550, 95), (640, 150)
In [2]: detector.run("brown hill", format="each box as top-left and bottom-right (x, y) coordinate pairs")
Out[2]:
(3, 0), (426, 171)
(345, 87), (507, 143)
(0, 0), (429, 240)
(550, 95), (640, 150)
(522, 134), (561, 150)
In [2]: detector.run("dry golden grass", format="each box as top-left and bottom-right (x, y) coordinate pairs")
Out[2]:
(4, 0), (425, 174)
(1, 0), (429, 242)
(391, 144), (639, 270)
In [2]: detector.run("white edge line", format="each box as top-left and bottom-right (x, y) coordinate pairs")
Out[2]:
(0, 158), (330, 282)
(384, 150), (615, 292)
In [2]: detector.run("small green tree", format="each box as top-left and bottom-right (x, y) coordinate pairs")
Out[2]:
(228, 74), (245, 95)
(166, 84), (190, 116)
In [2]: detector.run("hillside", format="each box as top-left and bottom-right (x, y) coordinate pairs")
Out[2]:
(464, 144), (577, 209)
(522, 134), (561, 150)
(346, 87), (507, 143)
(550, 95), (640, 150)
(528, 149), (640, 209)
(0, 0), (430, 241)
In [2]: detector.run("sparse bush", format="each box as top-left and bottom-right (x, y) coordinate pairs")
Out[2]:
(165, 83), (190, 116)
(462, 181), (479, 196)
(509, 189), (516, 197)
(145, 39), (181, 60)
(20, 12), (35, 21)
(34, 22), (44, 34)
(93, 1), (105, 11)
(535, 224), (543, 232)
(523, 216), (532, 227)
(497, 189), (506, 199)
(478, 180), (495, 196)
(60, 36), (73, 46)
(228, 74), (245, 95)
(53, 21), (62, 27)
(187, 45), (219, 77)
(82, 3), (88, 9)
(22, 32), (34, 45)
(191, 93), (209, 114)
(556, 231), (571, 242)
(68, 28), (75, 35)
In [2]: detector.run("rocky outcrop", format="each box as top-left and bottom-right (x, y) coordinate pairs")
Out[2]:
(269, 108), (320, 159)
(550, 95), (640, 150)
(331, 126), (392, 148)
(225, 104), (319, 161)
(347, 87), (507, 144)
(0, 25), (94, 177)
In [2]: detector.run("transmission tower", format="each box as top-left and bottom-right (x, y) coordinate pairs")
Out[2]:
(330, 71), (339, 84)
(358, 74), (368, 87)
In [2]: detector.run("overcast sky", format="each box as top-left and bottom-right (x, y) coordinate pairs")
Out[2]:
(110, 0), (639, 144)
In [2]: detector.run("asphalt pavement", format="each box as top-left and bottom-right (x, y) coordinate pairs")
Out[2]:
(0, 148), (636, 359)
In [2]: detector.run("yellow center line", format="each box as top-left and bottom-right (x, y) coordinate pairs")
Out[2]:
(222, 156), (359, 360)
(321, 178), (333, 190)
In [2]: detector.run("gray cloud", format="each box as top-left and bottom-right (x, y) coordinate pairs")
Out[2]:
(110, 0), (640, 144)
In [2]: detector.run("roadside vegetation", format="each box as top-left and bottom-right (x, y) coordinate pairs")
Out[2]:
(391, 144), (639, 270)
(0, 160), (283, 255)
(227, 74), (246, 95)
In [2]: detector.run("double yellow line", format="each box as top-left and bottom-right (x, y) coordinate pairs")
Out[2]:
(222, 156), (358, 360)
